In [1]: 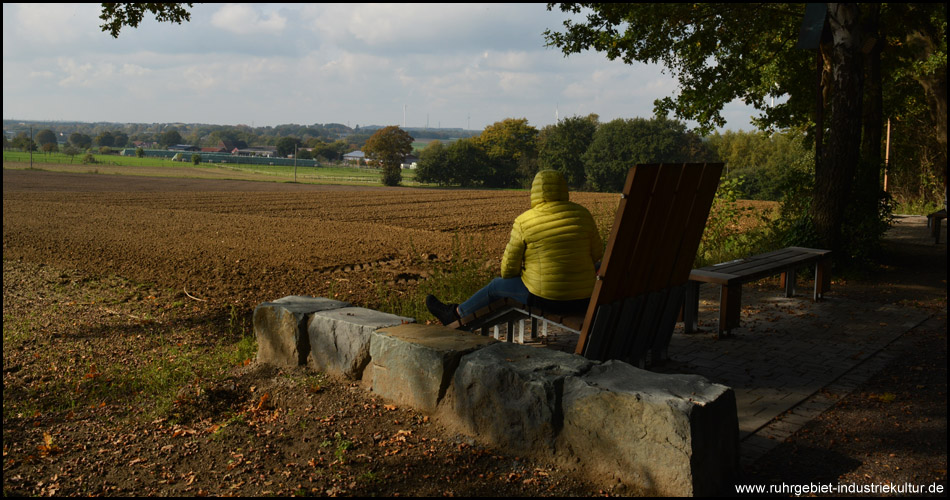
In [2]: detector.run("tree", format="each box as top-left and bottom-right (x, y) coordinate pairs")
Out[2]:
(583, 116), (704, 192)
(96, 131), (115, 148)
(545, 3), (946, 262)
(12, 133), (36, 152)
(158, 129), (182, 148)
(99, 3), (193, 38)
(63, 145), (80, 163)
(276, 137), (301, 158)
(69, 132), (92, 150)
(538, 114), (598, 188)
(445, 139), (491, 187)
(113, 132), (129, 148)
(475, 118), (539, 188)
(363, 126), (414, 187)
(35, 129), (57, 148)
(415, 141), (452, 186)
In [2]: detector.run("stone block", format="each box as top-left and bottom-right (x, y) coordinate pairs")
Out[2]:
(559, 360), (738, 496)
(451, 342), (594, 455)
(309, 307), (414, 380)
(369, 323), (496, 413)
(253, 296), (349, 367)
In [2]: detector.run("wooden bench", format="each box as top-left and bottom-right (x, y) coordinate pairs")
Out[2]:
(927, 208), (946, 244)
(683, 246), (832, 337)
(450, 162), (724, 366)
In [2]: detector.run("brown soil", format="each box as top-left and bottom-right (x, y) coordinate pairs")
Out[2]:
(3, 168), (946, 496)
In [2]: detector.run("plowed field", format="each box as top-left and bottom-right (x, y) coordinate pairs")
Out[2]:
(2, 168), (619, 312)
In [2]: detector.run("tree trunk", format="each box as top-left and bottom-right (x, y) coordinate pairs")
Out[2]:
(857, 5), (883, 204)
(812, 3), (864, 256)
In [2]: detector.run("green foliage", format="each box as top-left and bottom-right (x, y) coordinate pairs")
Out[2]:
(538, 114), (598, 188)
(415, 140), (451, 186)
(35, 129), (57, 147)
(475, 118), (539, 188)
(62, 145), (80, 162)
(449, 139), (492, 187)
(100, 3), (193, 38)
(545, 3), (805, 135)
(767, 166), (820, 251)
(69, 132), (92, 150)
(364, 126), (414, 187)
(135, 147), (145, 158)
(275, 136), (300, 158)
(695, 176), (773, 268)
(191, 153), (201, 165)
(96, 131), (115, 148)
(158, 129), (183, 148)
(81, 153), (98, 164)
(583, 116), (706, 192)
(708, 129), (814, 201)
(11, 133), (36, 152)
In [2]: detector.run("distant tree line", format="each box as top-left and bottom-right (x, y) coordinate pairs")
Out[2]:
(415, 115), (720, 193)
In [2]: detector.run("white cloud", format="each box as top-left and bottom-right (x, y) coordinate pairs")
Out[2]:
(10, 3), (97, 46)
(211, 4), (287, 35)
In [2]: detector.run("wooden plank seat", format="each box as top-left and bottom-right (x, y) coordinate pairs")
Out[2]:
(449, 162), (724, 367)
(683, 246), (832, 337)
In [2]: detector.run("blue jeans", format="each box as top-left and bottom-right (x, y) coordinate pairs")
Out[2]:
(457, 277), (529, 318)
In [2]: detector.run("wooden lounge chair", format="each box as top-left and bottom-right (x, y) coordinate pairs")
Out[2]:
(449, 162), (724, 366)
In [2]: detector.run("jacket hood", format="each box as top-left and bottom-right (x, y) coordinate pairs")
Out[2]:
(530, 170), (569, 208)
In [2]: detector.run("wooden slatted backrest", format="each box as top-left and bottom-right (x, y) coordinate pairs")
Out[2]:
(576, 163), (723, 361)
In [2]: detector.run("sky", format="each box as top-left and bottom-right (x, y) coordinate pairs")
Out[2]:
(3, 3), (763, 133)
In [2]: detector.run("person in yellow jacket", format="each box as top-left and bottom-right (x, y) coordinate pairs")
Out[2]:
(426, 169), (603, 325)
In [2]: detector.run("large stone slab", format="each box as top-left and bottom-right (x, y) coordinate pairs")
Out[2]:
(254, 296), (349, 367)
(451, 342), (594, 455)
(369, 323), (496, 413)
(559, 360), (738, 496)
(308, 307), (414, 380)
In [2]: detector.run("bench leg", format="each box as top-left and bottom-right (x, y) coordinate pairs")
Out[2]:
(781, 268), (799, 297)
(815, 257), (831, 300)
(684, 281), (700, 333)
(719, 283), (742, 337)
(518, 319), (525, 344)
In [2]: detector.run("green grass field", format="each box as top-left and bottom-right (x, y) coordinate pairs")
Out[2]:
(2, 150), (426, 186)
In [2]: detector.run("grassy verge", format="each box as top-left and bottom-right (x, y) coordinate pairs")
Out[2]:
(2, 260), (256, 421)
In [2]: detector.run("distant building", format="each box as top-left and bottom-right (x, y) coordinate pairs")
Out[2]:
(233, 146), (277, 158)
(343, 150), (365, 165)
(167, 144), (199, 152)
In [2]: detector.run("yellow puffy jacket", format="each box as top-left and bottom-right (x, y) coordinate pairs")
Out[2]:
(500, 170), (603, 301)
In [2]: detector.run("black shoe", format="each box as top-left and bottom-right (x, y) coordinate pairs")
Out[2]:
(426, 295), (459, 326)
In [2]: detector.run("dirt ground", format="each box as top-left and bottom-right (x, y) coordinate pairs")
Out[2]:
(3, 168), (946, 496)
